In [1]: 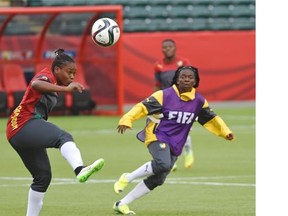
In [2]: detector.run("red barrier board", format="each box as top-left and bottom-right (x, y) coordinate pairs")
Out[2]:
(122, 31), (255, 103)
(0, 31), (255, 104)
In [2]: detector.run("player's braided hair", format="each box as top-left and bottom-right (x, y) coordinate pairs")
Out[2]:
(171, 65), (200, 88)
(51, 48), (75, 73)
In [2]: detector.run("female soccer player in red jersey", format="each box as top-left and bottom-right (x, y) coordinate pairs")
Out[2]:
(113, 65), (234, 215)
(6, 48), (104, 216)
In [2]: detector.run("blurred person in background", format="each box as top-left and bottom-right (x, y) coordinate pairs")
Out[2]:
(6, 48), (104, 216)
(113, 65), (235, 215)
(153, 38), (194, 171)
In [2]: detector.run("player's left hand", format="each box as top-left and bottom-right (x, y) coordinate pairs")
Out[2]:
(226, 133), (235, 140)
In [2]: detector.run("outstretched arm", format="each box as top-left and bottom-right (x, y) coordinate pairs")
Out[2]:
(118, 91), (163, 134)
(118, 102), (148, 132)
(32, 80), (84, 93)
(197, 106), (235, 141)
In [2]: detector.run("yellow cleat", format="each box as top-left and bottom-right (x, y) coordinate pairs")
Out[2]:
(76, 158), (104, 183)
(113, 201), (135, 215)
(114, 173), (129, 194)
(184, 152), (194, 169)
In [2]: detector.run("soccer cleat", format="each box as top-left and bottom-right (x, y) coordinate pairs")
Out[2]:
(113, 201), (135, 215)
(184, 151), (194, 169)
(77, 158), (105, 183)
(114, 173), (129, 194)
(171, 163), (177, 172)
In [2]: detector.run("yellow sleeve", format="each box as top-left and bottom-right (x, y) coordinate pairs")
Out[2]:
(203, 116), (233, 139)
(151, 91), (163, 105)
(119, 90), (163, 128)
(118, 102), (148, 128)
(203, 99), (209, 108)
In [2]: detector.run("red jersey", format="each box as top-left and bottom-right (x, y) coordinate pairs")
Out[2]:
(154, 56), (190, 89)
(6, 68), (58, 140)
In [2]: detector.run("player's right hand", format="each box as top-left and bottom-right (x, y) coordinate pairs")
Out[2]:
(117, 125), (131, 134)
(67, 82), (84, 93)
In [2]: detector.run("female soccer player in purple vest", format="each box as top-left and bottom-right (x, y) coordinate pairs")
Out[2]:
(154, 38), (195, 170)
(113, 65), (234, 215)
(6, 48), (104, 216)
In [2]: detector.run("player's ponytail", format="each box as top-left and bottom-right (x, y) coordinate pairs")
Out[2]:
(54, 48), (65, 56)
(51, 48), (74, 73)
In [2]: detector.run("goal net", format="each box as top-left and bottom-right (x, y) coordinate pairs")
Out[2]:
(0, 5), (124, 115)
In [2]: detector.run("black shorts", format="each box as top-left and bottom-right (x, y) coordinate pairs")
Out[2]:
(8, 118), (74, 192)
(9, 118), (73, 149)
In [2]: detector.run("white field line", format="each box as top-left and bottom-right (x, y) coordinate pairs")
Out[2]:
(0, 176), (255, 188)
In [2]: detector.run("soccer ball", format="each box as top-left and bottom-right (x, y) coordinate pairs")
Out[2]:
(91, 17), (120, 47)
